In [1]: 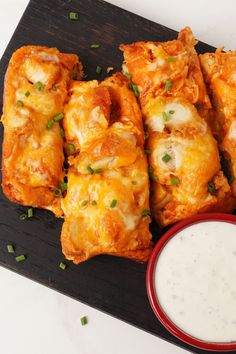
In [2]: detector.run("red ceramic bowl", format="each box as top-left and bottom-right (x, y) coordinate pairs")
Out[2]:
(146, 213), (236, 352)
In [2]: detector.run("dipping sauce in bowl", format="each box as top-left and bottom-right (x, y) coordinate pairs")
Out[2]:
(146, 213), (236, 351)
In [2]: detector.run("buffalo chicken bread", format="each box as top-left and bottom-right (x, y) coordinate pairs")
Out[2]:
(120, 27), (233, 227)
(61, 73), (152, 263)
(200, 50), (236, 198)
(1, 46), (82, 216)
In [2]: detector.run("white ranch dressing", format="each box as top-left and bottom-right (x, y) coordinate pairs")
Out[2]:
(155, 221), (236, 342)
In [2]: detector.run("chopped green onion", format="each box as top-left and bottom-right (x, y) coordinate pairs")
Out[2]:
(171, 177), (179, 185)
(124, 72), (131, 80)
(169, 110), (175, 114)
(128, 82), (139, 97)
(148, 166), (158, 181)
(195, 103), (203, 110)
(94, 168), (103, 174)
(53, 112), (64, 121)
(162, 111), (169, 122)
(167, 57), (175, 62)
(27, 208), (33, 218)
(91, 200), (97, 206)
(68, 143), (76, 153)
(69, 12), (79, 20)
(81, 200), (88, 206)
(7, 244), (14, 254)
(96, 66), (102, 74)
(165, 79), (172, 91)
(110, 199), (117, 208)
(19, 214), (27, 221)
(229, 176), (235, 185)
(80, 316), (88, 326)
(60, 128), (65, 137)
(87, 166), (94, 174)
(54, 188), (62, 196)
(141, 209), (150, 217)
(162, 154), (171, 163)
(47, 119), (55, 129)
(35, 81), (44, 91)
(208, 182), (215, 194)
(25, 91), (30, 97)
(59, 262), (67, 270)
(144, 149), (151, 155)
(60, 182), (68, 192)
(17, 100), (24, 107)
(52, 85), (57, 91)
(90, 44), (100, 48)
(15, 255), (26, 262)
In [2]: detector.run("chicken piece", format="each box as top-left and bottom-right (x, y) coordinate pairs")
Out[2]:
(1, 46), (82, 216)
(62, 73), (152, 264)
(120, 27), (233, 227)
(200, 49), (236, 198)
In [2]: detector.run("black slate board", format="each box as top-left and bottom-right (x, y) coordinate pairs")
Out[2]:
(0, 1), (225, 353)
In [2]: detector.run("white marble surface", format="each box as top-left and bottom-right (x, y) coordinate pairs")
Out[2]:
(0, 1), (235, 353)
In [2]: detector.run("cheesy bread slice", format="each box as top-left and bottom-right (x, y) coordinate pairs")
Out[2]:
(1, 46), (82, 216)
(200, 50), (236, 197)
(120, 27), (233, 227)
(62, 74), (152, 263)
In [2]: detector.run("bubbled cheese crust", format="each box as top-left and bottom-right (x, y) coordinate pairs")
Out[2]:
(61, 73), (152, 264)
(1, 46), (82, 216)
(121, 27), (233, 227)
(200, 50), (236, 198)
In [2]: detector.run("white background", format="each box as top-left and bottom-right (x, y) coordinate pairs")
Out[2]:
(0, 1), (235, 354)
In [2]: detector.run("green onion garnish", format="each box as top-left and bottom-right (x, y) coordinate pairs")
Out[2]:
(27, 208), (33, 218)
(169, 110), (175, 114)
(141, 209), (150, 217)
(80, 316), (88, 326)
(60, 128), (65, 137)
(59, 262), (67, 270)
(69, 12), (79, 20)
(162, 112), (169, 122)
(162, 154), (171, 163)
(124, 72), (131, 80)
(68, 143), (76, 153)
(171, 177), (179, 185)
(208, 182), (215, 194)
(52, 85), (57, 91)
(47, 119), (55, 129)
(87, 166), (94, 174)
(81, 200), (88, 206)
(54, 188), (62, 196)
(167, 57), (175, 62)
(96, 66), (102, 74)
(195, 103), (203, 110)
(94, 168), (102, 174)
(19, 214), (27, 221)
(148, 166), (158, 181)
(15, 255), (26, 262)
(128, 82), (139, 97)
(25, 91), (30, 97)
(165, 79), (172, 91)
(229, 176), (235, 185)
(35, 81), (43, 91)
(60, 182), (68, 192)
(17, 100), (24, 107)
(53, 112), (64, 121)
(110, 199), (117, 208)
(91, 200), (97, 206)
(144, 150), (151, 155)
(7, 245), (14, 254)
(90, 44), (100, 48)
